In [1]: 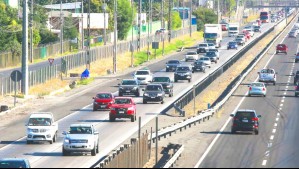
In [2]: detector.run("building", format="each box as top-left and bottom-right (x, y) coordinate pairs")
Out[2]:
(3, 0), (18, 8)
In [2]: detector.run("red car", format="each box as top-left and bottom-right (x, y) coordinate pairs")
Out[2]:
(93, 93), (115, 111)
(242, 30), (251, 40)
(221, 24), (228, 31)
(109, 97), (137, 122)
(276, 44), (288, 54)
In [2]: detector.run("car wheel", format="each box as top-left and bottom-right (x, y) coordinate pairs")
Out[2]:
(135, 115), (137, 121)
(175, 79), (178, 83)
(166, 69), (169, 72)
(188, 79), (191, 83)
(109, 115), (115, 122)
(285, 52), (287, 55)
(26, 140), (32, 144)
(131, 116), (135, 122)
(53, 132), (57, 143)
(273, 82), (276, 86)
(96, 143), (99, 153)
(49, 140), (53, 144)
(169, 93), (173, 97)
(119, 92), (123, 97)
(255, 130), (259, 135)
(264, 95), (266, 97)
(91, 147), (97, 156)
(161, 101), (164, 104)
(93, 106), (97, 111)
(143, 100), (147, 104)
(248, 94), (251, 97)
(203, 70), (206, 73)
(231, 129), (236, 134)
(63, 148), (70, 156)
(135, 92), (140, 97)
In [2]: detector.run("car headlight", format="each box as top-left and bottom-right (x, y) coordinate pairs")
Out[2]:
(157, 93), (163, 97)
(166, 66), (169, 68)
(64, 139), (70, 144)
(133, 87), (138, 90)
(144, 93), (149, 97)
(27, 128), (33, 133)
(166, 85), (171, 88)
(119, 87), (123, 90)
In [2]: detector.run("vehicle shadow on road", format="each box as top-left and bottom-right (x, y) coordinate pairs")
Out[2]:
(71, 109), (93, 112)
(0, 141), (26, 145)
(200, 131), (253, 135)
(276, 89), (295, 92)
(24, 152), (62, 157)
(273, 95), (297, 98)
(77, 119), (128, 123)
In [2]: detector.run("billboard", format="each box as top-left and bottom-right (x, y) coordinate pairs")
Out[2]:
(72, 13), (109, 29)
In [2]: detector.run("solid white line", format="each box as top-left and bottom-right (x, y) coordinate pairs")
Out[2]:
(274, 123), (278, 127)
(270, 135), (275, 140)
(262, 160), (267, 166)
(286, 86), (289, 89)
(272, 129), (277, 133)
(268, 143), (272, 148)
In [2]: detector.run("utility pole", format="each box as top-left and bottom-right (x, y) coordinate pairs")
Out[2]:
(217, 0), (220, 23)
(21, 0), (29, 96)
(60, 0), (64, 55)
(131, 0), (134, 67)
(182, 0), (185, 28)
(102, 0), (107, 45)
(30, 0), (34, 63)
(113, 0), (117, 73)
(150, 0), (153, 34)
(162, 0), (165, 55)
(189, 0), (192, 37)
(147, 0), (151, 61)
(87, 0), (91, 69)
(168, 0), (172, 43)
(81, 0), (84, 50)
(138, 0), (141, 52)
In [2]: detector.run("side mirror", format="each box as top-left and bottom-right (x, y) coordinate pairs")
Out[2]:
(292, 73), (295, 76)
(257, 115), (262, 118)
(258, 72), (260, 74)
(230, 114), (235, 117)
(92, 97), (95, 99)
(94, 131), (99, 135)
(142, 89), (145, 91)
(62, 131), (67, 135)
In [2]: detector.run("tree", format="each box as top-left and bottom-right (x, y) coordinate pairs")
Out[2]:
(116, 0), (134, 40)
(63, 16), (79, 40)
(170, 11), (182, 30)
(193, 7), (217, 31)
(39, 29), (59, 45)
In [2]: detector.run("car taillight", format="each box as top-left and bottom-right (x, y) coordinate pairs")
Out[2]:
(234, 117), (239, 121)
(249, 87), (252, 91)
(295, 86), (298, 90)
(252, 117), (258, 121)
(263, 88), (266, 91)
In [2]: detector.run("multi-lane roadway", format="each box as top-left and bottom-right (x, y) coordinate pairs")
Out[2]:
(0, 21), (277, 168)
(198, 15), (299, 168)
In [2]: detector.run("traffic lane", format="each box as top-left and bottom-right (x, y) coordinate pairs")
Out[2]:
(199, 31), (298, 168)
(0, 22), (272, 149)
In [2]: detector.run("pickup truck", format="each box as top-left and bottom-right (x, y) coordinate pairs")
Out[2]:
(62, 124), (99, 156)
(26, 112), (58, 144)
(258, 68), (277, 85)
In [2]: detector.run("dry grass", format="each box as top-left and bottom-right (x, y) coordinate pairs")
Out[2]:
(29, 78), (69, 96)
(183, 30), (276, 117)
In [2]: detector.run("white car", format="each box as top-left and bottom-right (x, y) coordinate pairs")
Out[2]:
(185, 51), (199, 62)
(243, 26), (255, 37)
(133, 69), (153, 85)
(258, 68), (277, 85)
(26, 112), (58, 144)
(248, 82), (267, 97)
(207, 43), (216, 49)
(198, 57), (212, 68)
(62, 124), (99, 156)
(197, 43), (210, 53)
(236, 35), (247, 42)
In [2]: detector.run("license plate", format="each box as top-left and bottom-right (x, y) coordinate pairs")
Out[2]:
(126, 91), (130, 93)
(101, 105), (106, 108)
(119, 111), (125, 114)
(151, 97), (156, 99)
(242, 120), (249, 123)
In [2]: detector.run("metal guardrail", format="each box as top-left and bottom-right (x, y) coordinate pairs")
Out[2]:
(163, 144), (184, 168)
(173, 12), (296, 117)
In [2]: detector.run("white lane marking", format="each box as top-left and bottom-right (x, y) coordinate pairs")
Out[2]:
(280, 104), (284, 107)
(262, 160), (267, 166)
(282, 96), (286, 99)
(274, 123), (278, 127)
(272, 129), (277, 133)
(268, 143), (272, 148)
(281, 100), (285, 103)
(284, 92), (287, 95)
(276, 118), (279, 121)
(265, 151), (270, 157)
(286, 86), (289, 89)
(270, 135), (275, 140)
(277, 113), (280, 116)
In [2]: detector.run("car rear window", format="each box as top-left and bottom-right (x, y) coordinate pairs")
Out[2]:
(168, 60), (180, 64)
(252, 83), (264, 87)
(97, 94), (112, 99)
(146, 85), (163, 91)
(115, 99), (132, 104)
(153, 77), (170, 83)
(122, 80), (137, 85)
(261, 69), (274, 74)
(235, 111), (255, 118)
(69, 127), (92, 134)
(136, 71), (149, 75)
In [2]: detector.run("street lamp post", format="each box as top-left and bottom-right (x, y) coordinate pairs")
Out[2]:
(113, 0), (117, 73)
(102, 1), (107, 45)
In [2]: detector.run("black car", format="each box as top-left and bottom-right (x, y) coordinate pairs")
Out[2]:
(152, 77), (174, 97)
(118, 79), (140, 97)
(294, 71), (299, 85)
(192, 61), (206, 73)
(254, 26), (261, 33)
(230, 110), (261, 135)
(143, 84), (165, 104)
(166, 60), (181, 72)
(174, 66), (193, 83)
(235, 38), (245, 46)
(0, 158), (31, 168)
(295, 83), (299, 97)
(204, 51), (218, 63)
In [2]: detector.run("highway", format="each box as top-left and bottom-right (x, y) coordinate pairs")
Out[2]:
(0, 22), (276, 168)
(198, 18), (299, 168)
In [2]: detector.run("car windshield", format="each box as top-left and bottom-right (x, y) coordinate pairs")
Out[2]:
(229, 27), (238, 31)
(0, 161), (27, 168)
(204, 33), (217, 39)
(146, 85), (163, 91)
(251, 83), (264, 87)
(135, 71), (149, 75)
(206, 52), (216, 56)
(114, 99), (132, 104)
(122, 80), (137, 85)
(254, 26), (260, 29)
(245, 26), (252, 29)
(199, 44), (208, 47)
(168, 60), (180, 64)
(187, 52), (197, 55)
(261, 16), (268, 20)
(96, 94), (112, 99)
(177, 67), (190, 71)
(69, 127), (92, 134)
(195, 62), (204, 65)
(229, 42), (237, 45)
(153, 77), (170, 83)
(235, 111), (255, 118)
(236, 39), (242, 41)
(28, 118), (51, 126)
(261, 69), (274, 74)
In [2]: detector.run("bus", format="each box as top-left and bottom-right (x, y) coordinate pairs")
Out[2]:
(260, 11), (269, 23)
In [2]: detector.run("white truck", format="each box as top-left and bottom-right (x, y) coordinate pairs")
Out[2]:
(228, 23), (240, 37)
(62, 124), (99, 156)
(204, 24), (223, 48)
(26, 112), (58, 144)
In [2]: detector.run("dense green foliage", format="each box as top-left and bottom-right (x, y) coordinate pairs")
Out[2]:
(192, 7), (218, 31)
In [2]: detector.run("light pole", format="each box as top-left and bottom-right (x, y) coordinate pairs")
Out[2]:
(189, 0), (192, 37)
(161, 0), (165, 56)
(60, 0), (64, 55)
(102, 1), (107, 45)
(81, 0), (84, 50)
(131, 0), (134, 67)
(21, 0), (29, 95)
(147, 0), (151, 61)
(30, 0), (34, 63)
(113, 0), (117, 73)
(86, 0), (91, 69)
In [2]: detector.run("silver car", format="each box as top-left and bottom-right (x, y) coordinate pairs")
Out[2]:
(248, 82), (267, 97)
(198, 57), (212, 68)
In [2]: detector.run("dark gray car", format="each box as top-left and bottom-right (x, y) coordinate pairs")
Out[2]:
(294, 71), (299, 85)
(192, 61), (206, 73)
(118, 79), (140, 97)
(152, 77), (174, 97)
(205, 51), (218, 63)
(174, 66), (193, 83)
(166, 60), (181, 72)
(143, 84), (165, 104)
